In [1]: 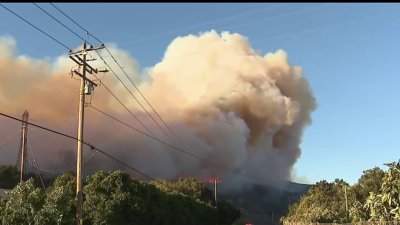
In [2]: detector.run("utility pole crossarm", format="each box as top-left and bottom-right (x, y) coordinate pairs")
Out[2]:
(71, 55), (97, 74)
(68, 43), (104, 56)
(73, 70), (98, 87)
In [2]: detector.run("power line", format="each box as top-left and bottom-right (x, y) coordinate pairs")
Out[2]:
(0, 130), (20, 149)
(0, 3), (70, 50)
(1, 4), (289, 188)
(47, 3), (180, 144)
(94, 77), (155, 136)
(43, 4), (184, 155)
(89, 105), (207, 161)
(29, 4), (159, 183)
(117, 4), (285, 47)
(94, 145), (157, 182)
(49, 3), (98, 42)
(91, 44), (178, 143)
(104, 47), (181, 144)
(224, 4), (326, 31)
(49, 3), (100, 46)
(49, 4), (85, 34)
(48, 81), (78, 186)
(34, 4), (162, 140)
(0, 111), (158, 183)
(88, 105), (286, 188)
(26, 136), (46, 189)
(0, 112), (80, 144)
(95, 51), (161, 132)
(0, 111), (290, 189)
(0, 130), (22, 169)
(250, 13), (369, 45)
(114, 4), (322, 48)
(27, 126), (98, 175)
(32, 3), (86, 42)
(83, 150), (97, 164)
(64, 37), (154, 138)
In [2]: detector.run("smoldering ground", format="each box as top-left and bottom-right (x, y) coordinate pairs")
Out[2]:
(0, 31), (316, 191)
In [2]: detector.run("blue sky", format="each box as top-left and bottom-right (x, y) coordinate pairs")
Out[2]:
(1, 3), (400, 185)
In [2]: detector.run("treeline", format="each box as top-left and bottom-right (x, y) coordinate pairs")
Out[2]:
(0, 167), (240, 225)
(281, 162), (400, 223)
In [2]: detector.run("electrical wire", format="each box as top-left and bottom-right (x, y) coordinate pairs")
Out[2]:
(48, 83), (78, 186)
(89, 105), (203, 160)
(0, 3), (70, 50)
(88, 105), (287, 188)
(2, 4), (295, 189)
(3, 3), (159, 154)
(95, 77), (155, 136)
(0, 111), (160, 183)
(26, 135), (46, 189)
(46, 3), (181, 144)
(32, 3), (86, 42)
(104, 47), (181, 144)
(91, 50), (159, 138)
(0, 130), (20, 149)
(117, 4), (285, 46)
(0, 111), (288, 188)
(49, 3), (93, 42)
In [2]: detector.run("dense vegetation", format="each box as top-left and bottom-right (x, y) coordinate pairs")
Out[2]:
(3, 161), (398, 224)
(281, 162), (400, 223)
(0, 168), (240, 225)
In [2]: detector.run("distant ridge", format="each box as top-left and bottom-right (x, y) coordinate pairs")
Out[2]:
(220, 181), (311, 225)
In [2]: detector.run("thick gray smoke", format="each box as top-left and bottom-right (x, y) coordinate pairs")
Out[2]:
(0, 31), (316, 190)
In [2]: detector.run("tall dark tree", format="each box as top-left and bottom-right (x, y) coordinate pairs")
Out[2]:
(0, 165), (19, 189)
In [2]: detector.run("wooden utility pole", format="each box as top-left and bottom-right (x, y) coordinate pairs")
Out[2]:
(19, 110), (29, 183)
(69, 42), (107, 225)
(344, 185), (348, 220)
(209, 177), (221, 208)
(214, 177), (218, 208)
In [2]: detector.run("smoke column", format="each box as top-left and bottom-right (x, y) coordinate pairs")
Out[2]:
(0, 31), (316, 189)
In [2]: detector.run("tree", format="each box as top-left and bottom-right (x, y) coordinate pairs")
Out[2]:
(349, 167), (384, 222)
(352, 167), (385, 203)
(216, 200), (241, 225)
(282, 162), (400, 223)
(0, 197), (6, 225)
(0, 170), (230, 225)
(34, 171), (76, 225)
(365, 162), (400, 221)
(150, 177), (240, 225)
(0, 165), (19, 189)
(1, 179), (45, 225)
(281, 179), (352, 223)
(83, 170), (138, 225)
(349, 200), (369, 222)
(150, 177), (214, 204)
(83, 170), (218, 225)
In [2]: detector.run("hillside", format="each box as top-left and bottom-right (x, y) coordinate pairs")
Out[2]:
(220, 182), (311, 225)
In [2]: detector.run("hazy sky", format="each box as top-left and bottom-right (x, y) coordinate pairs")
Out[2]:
(1, 3), (399, 185)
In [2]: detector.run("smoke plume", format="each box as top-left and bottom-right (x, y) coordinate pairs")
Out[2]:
(0, 31), (316, 189)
